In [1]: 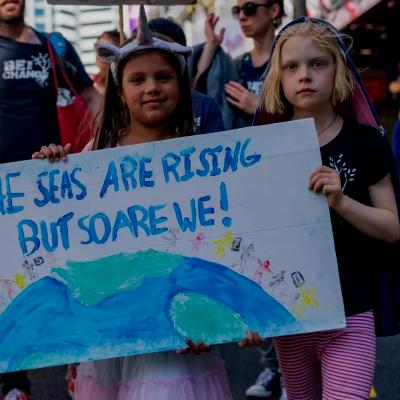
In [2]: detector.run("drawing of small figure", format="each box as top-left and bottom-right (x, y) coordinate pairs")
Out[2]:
(233, 243), (255, 273)
(191, 233), (208, 255)
(253, 258), (272, 285)
(0, 276), (16, 301)
(291, 286), (320, 318)
(162, 228), (180, 250)
(212, 231), (234, 257)
(269, 270), (286, 291)
(22, 260), (37, 282)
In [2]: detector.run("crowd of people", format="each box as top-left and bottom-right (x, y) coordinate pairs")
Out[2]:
(0, 0), (399, 399)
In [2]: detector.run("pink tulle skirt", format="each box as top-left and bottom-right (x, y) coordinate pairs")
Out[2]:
(75, 349), (233, 400)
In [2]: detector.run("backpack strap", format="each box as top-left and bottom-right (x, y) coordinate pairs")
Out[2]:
(48, 32), (67, 60)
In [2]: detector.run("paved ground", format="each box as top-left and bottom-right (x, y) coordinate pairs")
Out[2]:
(13, 333), (400, 399)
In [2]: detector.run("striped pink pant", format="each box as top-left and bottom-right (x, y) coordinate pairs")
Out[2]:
(274, 311), (376, 400)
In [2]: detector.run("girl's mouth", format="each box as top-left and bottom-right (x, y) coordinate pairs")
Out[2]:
(297, 88), (316, 94)
(143, 98), (164, 105)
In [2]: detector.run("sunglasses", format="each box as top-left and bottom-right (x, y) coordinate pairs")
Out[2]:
(231, 2), (274, 18)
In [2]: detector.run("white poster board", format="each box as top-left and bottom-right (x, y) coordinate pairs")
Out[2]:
(0, 120), (345, 373)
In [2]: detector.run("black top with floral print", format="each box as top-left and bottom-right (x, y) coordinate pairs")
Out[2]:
(320, 119), (393, 316)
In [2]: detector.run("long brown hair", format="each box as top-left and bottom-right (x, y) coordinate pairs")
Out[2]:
(92, 48), (194, 150)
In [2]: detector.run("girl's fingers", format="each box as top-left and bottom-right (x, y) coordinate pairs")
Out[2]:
(40, 145), (54, 162)
(309, 172), (334, 189)
(37, 144), (70, 163)
(186, 339), (201, 355)
(252, 331), (261, 346)
(322, 184), (340, 195)
(58, 143), (72, 161)
(313, 177), (334, 192)
(198, 340), (211, 353)
(48, 143), (60, 161)
(32, 151), (45, 159)
(175, 347), (189, 354)
(58, 145), (67, 161)
(309, 166), (334, 181)
(246, 331), (254, 346)
(65, 143), (72, 155)
(185, 339), (212, 355)
(238, 331), (261, 348)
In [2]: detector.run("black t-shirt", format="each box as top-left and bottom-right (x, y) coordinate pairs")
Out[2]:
(320, 119), (393, 316)
(235, 52), (268, 126)
(0, 31), (92, 163)
(237, 52), (268, 95)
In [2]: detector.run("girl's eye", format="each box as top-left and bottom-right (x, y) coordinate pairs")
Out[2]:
(312, 60), (327, 68)
(157, 74), (172, 82)
(130, 76), (144, 84)
(284, 64), (297, 71)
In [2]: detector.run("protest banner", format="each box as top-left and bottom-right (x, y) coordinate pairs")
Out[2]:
(0, 120), (345, 373)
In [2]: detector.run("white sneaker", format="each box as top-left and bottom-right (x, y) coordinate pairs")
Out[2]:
(245, 368), (280, 398)
(4, 389), (29, 400)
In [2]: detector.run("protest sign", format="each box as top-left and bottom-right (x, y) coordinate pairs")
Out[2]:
(0, 120), (344, 373)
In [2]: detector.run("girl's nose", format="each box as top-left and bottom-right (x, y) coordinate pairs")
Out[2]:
(145, 78), (160, 93)
(299, 65), (311, 82)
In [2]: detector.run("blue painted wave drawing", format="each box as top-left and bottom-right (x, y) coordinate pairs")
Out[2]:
(0, 250), (300, 372)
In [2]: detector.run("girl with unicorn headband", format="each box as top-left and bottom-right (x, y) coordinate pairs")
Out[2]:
(33, 5), (234, 400)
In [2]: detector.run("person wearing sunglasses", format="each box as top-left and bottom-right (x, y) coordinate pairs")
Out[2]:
(191, 0), (284, 128)
(227, 0), (284, 124)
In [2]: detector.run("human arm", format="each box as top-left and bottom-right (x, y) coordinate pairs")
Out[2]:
(63, 38), (102, 116)
(309, 166), (400, 243)
(225, 81), (260, 115)
(192, 13), (225, 89)
(32, 143), (72, 162)
(79, 85), (102, 117)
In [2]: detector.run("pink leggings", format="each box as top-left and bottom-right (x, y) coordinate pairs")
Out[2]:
(274, 311), (376, 400)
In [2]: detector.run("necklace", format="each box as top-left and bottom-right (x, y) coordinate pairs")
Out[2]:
(317, 115), (338, 136)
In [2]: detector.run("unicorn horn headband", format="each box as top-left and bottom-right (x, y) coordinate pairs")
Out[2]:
(95, 3), (192, 85)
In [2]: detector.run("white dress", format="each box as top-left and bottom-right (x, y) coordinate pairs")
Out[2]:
(76, 348), (233, 400)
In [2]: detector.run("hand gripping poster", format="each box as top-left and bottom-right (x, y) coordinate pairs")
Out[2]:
(0, 119), (345, 373)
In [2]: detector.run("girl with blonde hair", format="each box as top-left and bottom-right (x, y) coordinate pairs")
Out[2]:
(254, 17), (400, 400)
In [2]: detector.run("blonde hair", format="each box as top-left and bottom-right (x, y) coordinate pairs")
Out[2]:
(262, 21), (353, 114)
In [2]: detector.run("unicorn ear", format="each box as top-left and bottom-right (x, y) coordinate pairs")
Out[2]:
(95, 42), (120, 62)
(136, 3), (153, 46)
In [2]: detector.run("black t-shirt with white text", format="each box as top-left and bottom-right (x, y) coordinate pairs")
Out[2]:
(235, 52), (268, 126)
(0, 32), (92, 163)
(320, 119), (393, 316)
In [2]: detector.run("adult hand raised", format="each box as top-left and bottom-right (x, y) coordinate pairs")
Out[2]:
(205, 12), (226, 47)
